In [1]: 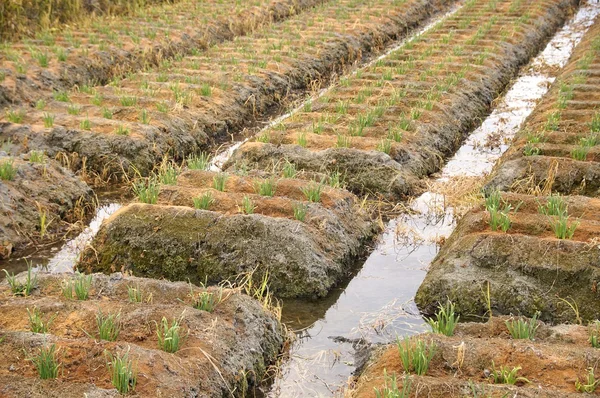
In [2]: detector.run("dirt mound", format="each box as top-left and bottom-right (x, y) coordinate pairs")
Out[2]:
(0, 153), (92, 259)
(0, 272), (284, 397)
(415, 193), (600, 324)
(78, 170), (377, 298)
(349, 317), (600, 397)
(225, 0), (578, 200)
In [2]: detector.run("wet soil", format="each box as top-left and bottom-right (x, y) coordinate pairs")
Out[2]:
(0, 272), (284, 397)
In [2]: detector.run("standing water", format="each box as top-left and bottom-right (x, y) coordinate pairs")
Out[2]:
(269, 2), (600, 396)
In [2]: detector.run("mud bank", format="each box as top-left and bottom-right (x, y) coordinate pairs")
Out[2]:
(225, 0), (578, 200)
(417, 12), (600, 324)
(0, 153), (92, 259)
(78, 170), (376, 298)
(0, 0), (455, 178)
(0, 272), (284, 397)
(350, 317), (600, 397)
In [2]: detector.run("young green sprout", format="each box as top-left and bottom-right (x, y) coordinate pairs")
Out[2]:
(396, 337), (436, 376)
(96, 310), (121, 341)
(193, 191), (215, 210)
(156, 317), (186, 353)
(29, 344), (60, 379)
(427, 300), (459, 336)
(505, 311), (540, 340)
(107, 349), (137, 393)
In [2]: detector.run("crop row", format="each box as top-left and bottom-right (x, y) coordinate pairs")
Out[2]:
(1, 0), (453, 178)
(225, 0), (578, 200)
(0, 0), (325, 107)
(0, 272), (283, 396)
(416, 19), (600, 324)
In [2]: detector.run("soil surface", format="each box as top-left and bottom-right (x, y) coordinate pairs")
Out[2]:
(0, 153), (92, 260)
(79, 170), (377, 298)
(349, 316), (600, 397)
(0, 272), (284, 397)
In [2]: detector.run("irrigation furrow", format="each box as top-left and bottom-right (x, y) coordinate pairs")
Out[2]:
(417, 9), (600, 324)
(224, 0), (578, 200)
(0, 0), (327, 107)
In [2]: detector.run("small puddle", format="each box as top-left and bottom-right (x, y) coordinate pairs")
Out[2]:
(268, 2), (600, 396)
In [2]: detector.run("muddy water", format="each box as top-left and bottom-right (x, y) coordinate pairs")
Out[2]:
(268, 2), (600, 396)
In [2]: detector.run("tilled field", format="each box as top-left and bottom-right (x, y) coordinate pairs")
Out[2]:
(225, 0), (576, 199)
(0, 273), (283, 397)
(1, 0), (596, 396)
(350, 317), (600, 397)
(416, 15), (600, 324)
(0, 0), (453, 258)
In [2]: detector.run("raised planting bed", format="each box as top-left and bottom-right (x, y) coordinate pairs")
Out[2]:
(225, 0), (579, 200)
(416, 193), (600, 323)
(0, 272), (284, 397)
(0, 152), (92, 259)
(78, 170), (377, 298)
(486, 17), (600, 196)
(0, 0), (455, 179)
(0, 0), (325, 107)
(349, 316), (600, 397)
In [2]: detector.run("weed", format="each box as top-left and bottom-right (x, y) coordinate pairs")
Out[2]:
(115, 125), (129, 136)
(576, 368), (600, 393)
(336, 134), (352, 148)
(571, 144), (590, 161)
(505, 312), (540, 340)
(301, 181), (323, 202)
(53, 91), (69, 102)
(489, 362), (529, 385)
(156, 317), (185, 353)
(139, 109), (150, 124)
(159, 163), (179, 185)
(6, 109), (24, 123)
(107, 349), (137, 393)
(580, 132), (599, 147)
(256, 178), (276, 197)
(187, 153), (210, 170)
(119, 96), (137, 107)
(240, 195), (256, 214)
(61, 272), (92, 300)
(0, 160), (17, 181)
(3, 265), (37, 296)
(96, 310), (121, 341)
(67, 104), (80, 115)
(297, 132), (307, 147)
(213, 173), (228, 191)
(133, 177), (159, 204)
(292, 203), (308, 222)
(35, 99), (46, 110)
(396, 337), (436, 375)
(328, 171), (343, 189)
(374, 371), (411, 398)
(191, 288), (222, 312)
(27, 307), (56, 333)
(193, 192), (215, 210)
(427, 300), (459, 336)
(538, 194), (567, 216)
(79, 117), (91, 131)
(29, 150), (45, 163)
(127, 284), (143, 303)
(282, 160), (297, 178)
(377, 139), (392, 155)
(550, 213), (579, 239)
(29, 344), (60, 379)
(523, 142), (541, 156)
(42, 113), (55, 128)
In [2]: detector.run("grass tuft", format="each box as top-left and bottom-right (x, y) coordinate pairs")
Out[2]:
(107, 349), (137, 394)
(0, 160), (17, 181)
(301, 181), (323, 203)
(193, 192), (215, 210)
(187, 153), (211, 170)
(375, 371), (411, 398)
(505, 312), (540, 340)
(489, 362), (529, 385)
(61, 272), (92, 300)
(29, 344), (60, 379)
(427, 300), (459, 336)
(27, 307), (56, 333)
(396, 337), (436, 376)
(96, 310), (121, 341)
(156, 317), (185, 353)
(3, 265), (37, 296)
